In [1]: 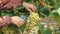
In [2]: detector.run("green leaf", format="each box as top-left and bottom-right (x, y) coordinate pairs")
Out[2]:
(20, 22), (27, 32)
(1, 11), (13, 16)
(57, 30), (60, 34)
(53, 13), (60, 23)
(57, 8), (60, 15)
(44, 29), (52, 34)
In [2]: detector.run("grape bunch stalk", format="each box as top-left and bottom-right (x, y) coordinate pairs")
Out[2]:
(27, 12), (40, 34)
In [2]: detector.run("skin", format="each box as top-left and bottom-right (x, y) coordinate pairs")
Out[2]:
(0, 17), (2, 21)
(0, 16), (24, 27)
(0, 0), (36, 27)
(0, 0), (36, 12)
(11, 16), (24, 27)
(0, 16), (11, 27)
(23, 2), (36, 12)
(0, 0), (9, 7)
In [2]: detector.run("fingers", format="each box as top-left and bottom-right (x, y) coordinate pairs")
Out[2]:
(11, 16), (24, 27)
(0, 16), (24, 27)
(26, 5), (36, 12)
(26, 4), (36, 12)
(30, 5), (36, 12)
(23, 2), (36, 12)
(26, 8), (32, 12)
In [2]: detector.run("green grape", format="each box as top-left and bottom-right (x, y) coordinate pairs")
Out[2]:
(27, 12), (39, 28)
(27, 12), (40, 34)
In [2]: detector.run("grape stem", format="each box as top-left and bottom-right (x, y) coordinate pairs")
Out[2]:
(27, 23), (31, 34)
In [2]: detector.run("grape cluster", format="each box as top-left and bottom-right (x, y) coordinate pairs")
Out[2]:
(27, 12), (40, 27)
(27, 12), (40, 34)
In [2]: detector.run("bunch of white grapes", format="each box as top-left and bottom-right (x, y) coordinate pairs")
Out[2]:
(27, 12), (40, 29)
(27, 12), (40, 34)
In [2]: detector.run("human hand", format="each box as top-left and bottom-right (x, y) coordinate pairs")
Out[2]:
(23, 2), (36, 12)
(0, 0), (9, 7)
(11, 16), (24, 27)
